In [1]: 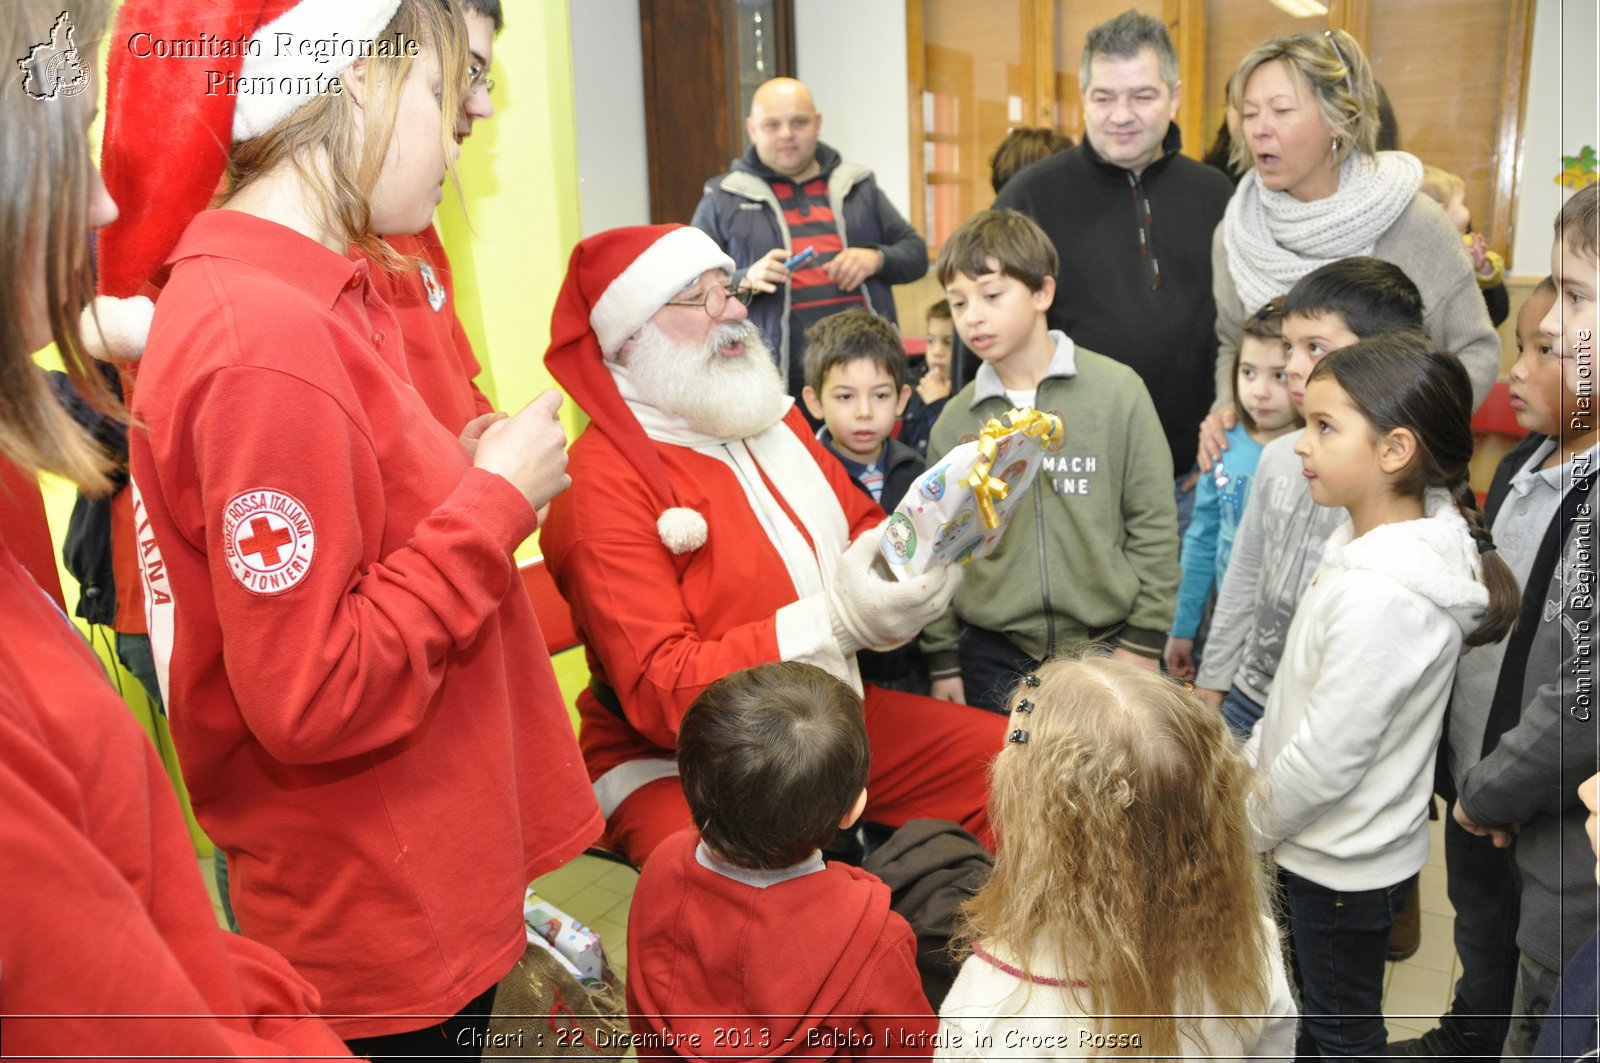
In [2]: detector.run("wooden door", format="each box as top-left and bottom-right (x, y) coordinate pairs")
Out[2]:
(639, 0), (795, 225)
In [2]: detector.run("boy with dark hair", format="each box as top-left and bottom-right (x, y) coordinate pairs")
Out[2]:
(1394, 277), (1562, 1061)
(802, 310), (924, 511)
(900, 300), (954, 455)
(802, 311), (931, 694)
(1197, 257), (1428, 739)
(1453, 184), (1600, 1061)
(626, 662), (934, 1057)
(1280, 255), (1429, 338)
(923, 209), (1178, 714)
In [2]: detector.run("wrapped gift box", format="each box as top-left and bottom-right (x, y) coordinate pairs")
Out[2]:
(880, 407), (1063, 580)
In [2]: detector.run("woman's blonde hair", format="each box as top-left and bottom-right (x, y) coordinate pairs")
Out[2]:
(225, 0), (467, 264)
(957, 653), (1274, 1058)
(1227, 28), (1378, 175)
(1, 0), (118, 492)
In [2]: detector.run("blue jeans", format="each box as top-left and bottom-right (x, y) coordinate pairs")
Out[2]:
(1221, 685), (1264, 740)
(1176, 469), (1198, 542)
(1283, 869), (1417, 1060)
(1436, 810), (1521, 1051)
(957, 624), (1040, 716)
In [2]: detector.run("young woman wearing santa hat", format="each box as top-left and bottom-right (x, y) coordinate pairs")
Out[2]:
(2, 0), (354, 1055)
(94, 0), (602, 1054)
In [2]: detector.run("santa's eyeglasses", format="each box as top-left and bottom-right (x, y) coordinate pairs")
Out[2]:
(662, 284), (755, 318)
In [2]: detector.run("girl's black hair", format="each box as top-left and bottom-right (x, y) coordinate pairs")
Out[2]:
(1308, 334), (1519, 646)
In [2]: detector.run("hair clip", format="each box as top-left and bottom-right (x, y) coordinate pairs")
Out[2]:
(1250, 298), (1283, 322)
(1322, 30), (1356, 96)
(1015, 698), (1034, 714)
(1021, 673), (1041, 688)
(1008, 728), (1030, 745)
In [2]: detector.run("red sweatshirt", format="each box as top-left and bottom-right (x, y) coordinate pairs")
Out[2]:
(128, 210), (602, 1038)
(366, 226), (494, 436)
(0, 529), (350, 1058)
(626, 829), (935, 1061)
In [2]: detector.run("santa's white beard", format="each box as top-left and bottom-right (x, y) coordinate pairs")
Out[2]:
(624, 320), (791, 439)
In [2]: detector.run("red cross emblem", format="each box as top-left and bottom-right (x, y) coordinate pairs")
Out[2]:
(222, 489), (316, 596)
(237, 517), (293, 566)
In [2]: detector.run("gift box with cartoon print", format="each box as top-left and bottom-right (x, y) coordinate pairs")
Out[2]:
(879, 407), (1062, 579)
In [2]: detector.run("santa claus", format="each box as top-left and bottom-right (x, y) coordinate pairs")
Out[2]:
(542, 224), (1007, 864)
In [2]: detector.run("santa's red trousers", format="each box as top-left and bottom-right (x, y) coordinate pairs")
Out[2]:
(605, 684), (1006, 866)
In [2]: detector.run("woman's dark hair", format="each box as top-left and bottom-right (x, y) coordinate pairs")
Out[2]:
(989, 127), (1074, 194)
(1308, 335), (1518, 646)
(1375, 81), (1401, 151)
(1202, 117), (1242, 185)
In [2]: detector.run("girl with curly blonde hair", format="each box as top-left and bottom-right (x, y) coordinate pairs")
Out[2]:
(937, 654), (1295, 1060)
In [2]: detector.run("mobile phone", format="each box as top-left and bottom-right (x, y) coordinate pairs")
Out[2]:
(786, 246), (817, 270)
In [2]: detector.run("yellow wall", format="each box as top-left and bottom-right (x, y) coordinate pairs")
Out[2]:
(436, 2), (583, 437)
(435, 0), (583, 560)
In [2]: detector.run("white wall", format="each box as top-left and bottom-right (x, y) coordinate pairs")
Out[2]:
(795, 1), (913, 213)
(568, 1), (915, 233)
(1512, 0), (1599, 274)
(569, 0), (652, 235)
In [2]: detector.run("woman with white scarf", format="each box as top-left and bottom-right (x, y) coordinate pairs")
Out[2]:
(1198, 29), (1499, 467)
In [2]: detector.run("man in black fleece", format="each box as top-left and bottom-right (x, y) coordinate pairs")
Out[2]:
(994, 9), (1232, 494)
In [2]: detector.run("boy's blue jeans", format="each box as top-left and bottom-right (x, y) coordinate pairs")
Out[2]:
(956, 624), (1040, 715)
(1436, 811), (1521, 1052)
(1283, 868), (1417, 1060)
(1221, 685), (1265, 740)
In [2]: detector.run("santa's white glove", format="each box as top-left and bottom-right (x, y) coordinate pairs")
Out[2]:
(826, 522), (963, 656)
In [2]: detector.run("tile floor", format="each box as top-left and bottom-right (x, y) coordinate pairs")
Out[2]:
(1385, 814), (1460, 1040)
(198, 813), (1459, 1031)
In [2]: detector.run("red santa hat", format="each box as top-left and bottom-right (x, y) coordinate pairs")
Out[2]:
(87, 0), (400, 358)
(544, 225), (735, 554)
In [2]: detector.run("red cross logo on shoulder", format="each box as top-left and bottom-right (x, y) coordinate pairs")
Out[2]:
(222, 489), (316, 596)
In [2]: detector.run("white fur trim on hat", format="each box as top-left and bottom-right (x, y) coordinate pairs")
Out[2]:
(232, 0), (403, 141)
(590, 228), (735, 356)
(79, 294), (155, 363)
(657, 507), (708, 554)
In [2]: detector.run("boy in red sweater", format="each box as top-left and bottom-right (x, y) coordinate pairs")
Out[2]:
(627, 662), (935, 1060)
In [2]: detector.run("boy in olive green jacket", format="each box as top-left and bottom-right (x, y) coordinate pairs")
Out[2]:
(923, 210), (1179, 714)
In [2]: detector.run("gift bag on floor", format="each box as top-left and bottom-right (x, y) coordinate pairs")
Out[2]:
(485, 894), (628, 1059)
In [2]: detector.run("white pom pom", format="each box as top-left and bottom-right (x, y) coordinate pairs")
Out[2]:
(79, 294), (155, 363)
(657, 507), (707, 554)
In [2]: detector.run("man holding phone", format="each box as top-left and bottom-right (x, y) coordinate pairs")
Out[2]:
(691, 77), (928, 410)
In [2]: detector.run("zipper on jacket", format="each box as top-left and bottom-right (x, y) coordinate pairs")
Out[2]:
(1125, 171), (1162, 291)
(1034, 491), (1055, 655)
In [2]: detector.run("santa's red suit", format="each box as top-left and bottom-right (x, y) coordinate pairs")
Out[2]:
(540, 225), (1005, 864)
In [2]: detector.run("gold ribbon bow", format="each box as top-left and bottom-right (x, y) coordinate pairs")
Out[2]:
(965, 407), (1064, 528)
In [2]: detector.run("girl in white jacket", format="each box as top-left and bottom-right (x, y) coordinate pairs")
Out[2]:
(1250, 335), (1519, 1059)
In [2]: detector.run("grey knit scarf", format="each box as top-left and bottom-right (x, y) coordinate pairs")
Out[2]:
(1223, 150), (1424, 313)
